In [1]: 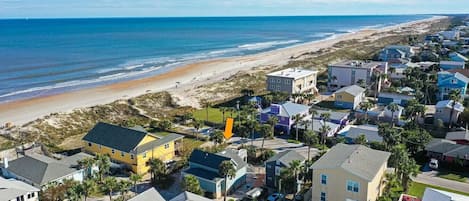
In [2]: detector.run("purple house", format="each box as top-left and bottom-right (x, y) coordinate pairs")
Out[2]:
(260, 102), (309, 134)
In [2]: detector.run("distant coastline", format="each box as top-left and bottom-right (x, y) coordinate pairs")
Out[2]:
(0, 15), (432, 103)
(0, 15), (446, 126)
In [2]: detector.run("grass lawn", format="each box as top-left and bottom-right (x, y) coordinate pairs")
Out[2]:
(153, 131), (171, 137)
(408, 182), (469, 197)
(182, 138), (205, 152)
(192, 107), (226, 124)
(437, 172), (469, 183)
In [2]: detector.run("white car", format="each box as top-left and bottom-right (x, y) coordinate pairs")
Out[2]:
(429, 158), (439, 169)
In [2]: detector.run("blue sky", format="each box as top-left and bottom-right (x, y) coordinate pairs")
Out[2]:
(1, 0), (468, 18)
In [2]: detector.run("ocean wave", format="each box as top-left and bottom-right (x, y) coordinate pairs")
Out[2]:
(237, 40), (301, 50)
(309, 32), (336, 38)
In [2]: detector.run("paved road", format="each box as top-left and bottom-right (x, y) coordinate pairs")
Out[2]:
(413, 171), (469, 193)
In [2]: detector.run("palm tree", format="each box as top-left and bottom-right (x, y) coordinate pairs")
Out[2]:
(118, 180), (132, 200)
(359, 102), (374, 124)
(378, 123), (400, 151)
(94, 154), (110, 182)
(183, 175), (204, 195)
(288, 160), (302, 193)
(66, 182), (83, 201)
(319, 112), (331, 146)
(356, 79), (366, 88)
(220, 107), (228, 123)
(245, 118), (259, 146)
(200, 99), (211, 122)
(219, 161), (236, 201)
(304, 93), (315, 104)
(148, 158), (166, 184)
(211, 130), (225, 146)
(192, 120), (204, 140)
(309, 107), (318, 132)
(387, 103), (399, 127)
(293, 114), (303, 141)
(266, 116), (279, 137)
(82, 179), (96, 201)
(264, 95), (273, 106)
(259, 124), (272, 151)
(355, 134), (367, 145)
(448, 89), (461, 128)
(77, 157), (95, 179)
(129, 173), (142, 193)
(101, 177), (119, 201)
(303, 130), (318, 182)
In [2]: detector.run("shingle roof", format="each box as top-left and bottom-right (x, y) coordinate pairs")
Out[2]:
(334, 85), (365, 96)
(423, 188), (469, 201)
(6, 154), (80, 186)
(188, 149), (231, 170)
(315, 109), (350, 121)
(282, 102), (309, 117)
(0, 177), (39, 200)
(216, 149), (247, 170)
(446, 130), (469, 141)
(310, 144), (390, 181)
(60, 152), (95, 168)
(444, 146), (469, 158)
(378, 92), (415, 101)
(83, 122), (148, 153)
(447, 69), (469, 79)
(169, 191), (213, 201)
(184, 168), (221, 181)
(346, 125), (382, 143)
(128, 187), (165, 201)
(135, 134), (184, 154)
(266, 150), (305, 166)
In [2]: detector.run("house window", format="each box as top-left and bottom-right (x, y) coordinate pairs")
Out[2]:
(321, 174), (327, 185)
(111, 149), (115, 154)
(320, 192), (326, 201)
(121, 151), (125, 157)
(143, 152), (147, 158)
(452, 79), (457, 84)
(131, 154), (134, 160)
(337, 95), (342, 100)
(88, 143), (92, 147)
(347, 180), (360, 192)
(164, 143), (170, 149)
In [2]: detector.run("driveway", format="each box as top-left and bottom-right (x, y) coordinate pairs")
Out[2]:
(227, 137), (320, 159)
(413, 171), (469, 193)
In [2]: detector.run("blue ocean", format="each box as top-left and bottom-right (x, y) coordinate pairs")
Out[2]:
(0, 15), (431, 103)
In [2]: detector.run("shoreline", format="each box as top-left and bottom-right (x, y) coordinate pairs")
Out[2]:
(0, 16), (446, 126)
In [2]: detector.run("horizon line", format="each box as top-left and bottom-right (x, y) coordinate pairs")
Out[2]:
(0, 13), (461, 20)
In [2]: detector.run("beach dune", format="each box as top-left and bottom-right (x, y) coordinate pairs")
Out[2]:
(0, 16), (446, 126)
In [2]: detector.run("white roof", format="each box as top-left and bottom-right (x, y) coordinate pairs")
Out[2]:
(267, 68), (317, 79)
(0, 177), (39, 200)
(346, 125), (382, 143)
(128, 188), (165, 201)
(422, 188), (469, 201)
(436, 100), (464, 112)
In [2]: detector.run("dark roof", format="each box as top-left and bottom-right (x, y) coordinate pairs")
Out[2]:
(83, 122), (148, 153)
(134, 134), (184, 154)
(6, 154), (79, 186)
(188, 149), (231, 170)
(266, 150), (305, 166)
(447, 69), (469, 79)
(184, 168), (221, 181)
(216, 149), (247, 170)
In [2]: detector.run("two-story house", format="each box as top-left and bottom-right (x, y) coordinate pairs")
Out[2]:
(266, 68), (319, 95)
(265, 150), (306, 189)
(82, 122), (183, 175)
(183, 149), (247, 199)
(333, 85), (366, 109)
(260, 102), (310, 135)
(327, 60), (387, 92)
(378, 45), (415, 61)
(437, 71), (469, 101)
(311, 144), (391, 201)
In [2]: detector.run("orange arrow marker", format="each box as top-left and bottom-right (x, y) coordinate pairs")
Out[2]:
(224, 118), (234, 139)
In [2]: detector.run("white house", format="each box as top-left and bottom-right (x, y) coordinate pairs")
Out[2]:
(422, 188), (469, 201)
(439, 30), (461, 40)
(0, 177), (40, 201)
(434, 100), (465, 125)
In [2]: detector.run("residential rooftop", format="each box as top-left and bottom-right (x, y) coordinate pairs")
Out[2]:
(329, 60), (386, 69)
(0, 177), (39, 201)
(267, 68), (318, 79)
(334, 85), (366, 96)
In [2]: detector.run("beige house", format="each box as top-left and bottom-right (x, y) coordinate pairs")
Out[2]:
(328, 60), (388, 92)
(267, 68), (318, 95)
(311, 144), (390, 201)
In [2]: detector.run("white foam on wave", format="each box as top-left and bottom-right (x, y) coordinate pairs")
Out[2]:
(309, 32), (335, 38)
(237, 40), (301, 51)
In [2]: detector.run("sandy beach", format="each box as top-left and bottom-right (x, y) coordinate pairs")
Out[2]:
(0, 16), (446, 126)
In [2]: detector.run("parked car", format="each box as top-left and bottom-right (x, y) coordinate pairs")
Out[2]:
(245, 187), (263, 200)
(199, 127), (214, 136)
(429, 158), (439, 169)
(267, 193), (285, 201)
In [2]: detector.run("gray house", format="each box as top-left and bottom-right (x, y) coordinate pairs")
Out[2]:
(434, 100), (465, 125)
(265, 150), (305, 189)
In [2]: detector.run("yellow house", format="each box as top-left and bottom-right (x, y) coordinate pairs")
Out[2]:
(333, 85), (366, 109)
(82, 122), (183, 175)
(311, 143), (390, 201)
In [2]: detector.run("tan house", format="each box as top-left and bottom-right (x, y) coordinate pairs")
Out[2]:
(266, 68), (318, 95)
(311, 144), (391, 201)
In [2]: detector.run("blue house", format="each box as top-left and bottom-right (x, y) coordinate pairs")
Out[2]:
(265, 150), (305, 189)
(437, 71), (469, 101)
(183, 149), (247, 199)
(377, 92), (414, 106)
(449, 52), (469, 62)
(440, 61), (466, 70)
(260, 102), (310, 135)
